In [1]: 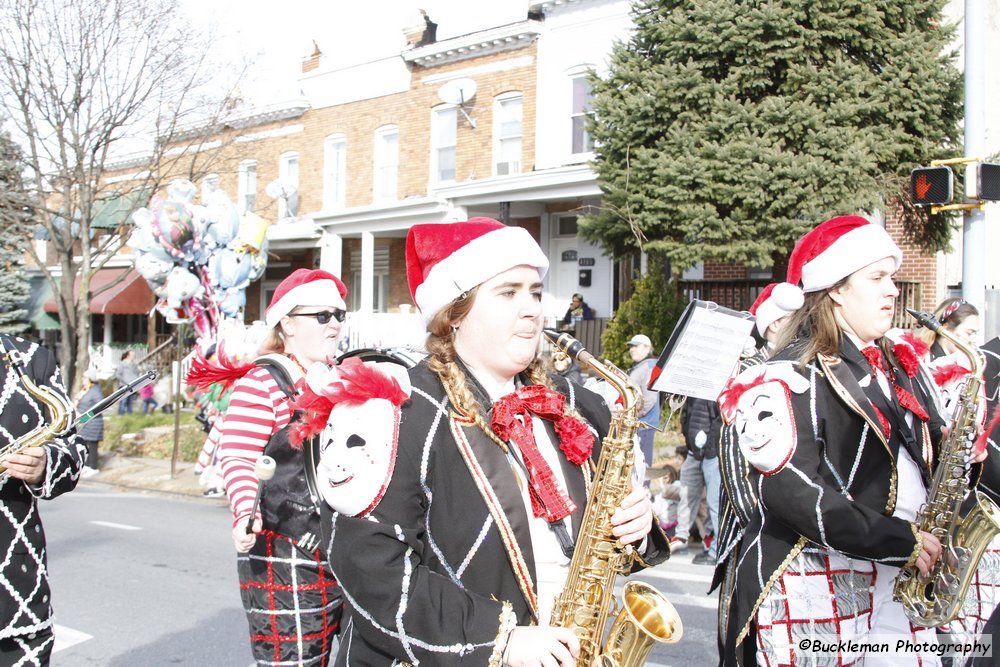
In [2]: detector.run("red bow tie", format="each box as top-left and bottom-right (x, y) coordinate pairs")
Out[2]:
(492, 385), (576, 523)
(861, 346), (884, 375)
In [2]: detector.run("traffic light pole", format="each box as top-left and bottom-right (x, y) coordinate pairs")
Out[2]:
(962, 0), (987, 310)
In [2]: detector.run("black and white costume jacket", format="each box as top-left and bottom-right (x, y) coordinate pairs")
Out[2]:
(0, 336), (84, 640)
(721, 338), (939, 665)
(328, 360), (670, 666)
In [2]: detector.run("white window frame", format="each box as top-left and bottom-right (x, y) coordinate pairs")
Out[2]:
(430, 106), (457, 184)
(373, 125), (399, 203)
(278, 151), (299, 218)
(570, 72), (594, 155)
(323, 134), (347, 210)
(238, 159), (257, 214)
(493, 92), (523, 176)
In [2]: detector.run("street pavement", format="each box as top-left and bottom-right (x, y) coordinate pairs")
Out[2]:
(39, 457), (721, 666)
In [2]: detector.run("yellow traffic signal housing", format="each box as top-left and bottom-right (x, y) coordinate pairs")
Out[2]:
(910, 166), (953, 206)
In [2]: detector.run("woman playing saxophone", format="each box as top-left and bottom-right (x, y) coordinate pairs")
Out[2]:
(719, 216), (949, 666)
(0, 334), (86, 666)
(325, 218), (669, 666)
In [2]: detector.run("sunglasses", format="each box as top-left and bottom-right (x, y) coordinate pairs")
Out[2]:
(289, 309), (347, 325)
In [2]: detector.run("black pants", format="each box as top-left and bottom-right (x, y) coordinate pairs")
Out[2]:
(0, 630), (54, 667)
(80, 439), (99, 468)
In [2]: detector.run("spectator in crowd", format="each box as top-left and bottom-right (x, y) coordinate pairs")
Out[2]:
(76, 368), (105, 477)
(115, 349), (140, 414)
(140, 381), (158, 414)
(0, 335), (86, 665)
(216, 269), (348, 665)
(558, 292), (594, 333)
(326, 218), (668, 665)
(675, 396), (722, 566)
(626, 333), (660, 468)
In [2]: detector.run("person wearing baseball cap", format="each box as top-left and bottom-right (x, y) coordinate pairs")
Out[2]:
(721, 216), (947, 665)
(327, 218), (669, 666)
(626, 333), (659, 470)
(216, 268), (349, 665)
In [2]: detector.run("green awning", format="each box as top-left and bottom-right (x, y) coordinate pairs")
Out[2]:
(31, 310), (60, 330)
(91, 188), (152, 229)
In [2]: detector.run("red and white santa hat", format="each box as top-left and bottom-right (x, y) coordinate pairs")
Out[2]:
(406, 218), (549, 323)
(264, 268), (348, 328)
(750, 282), (803, 336)
(786, 215), (902, 293)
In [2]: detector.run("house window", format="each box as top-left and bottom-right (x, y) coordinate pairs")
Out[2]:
(238, 160), (256, 213)
(323, 134), (347, 210)
(373, 125), (399, 202)
(554, 215), (579, 236)
(277, 151), (299, 218)
(494, 93), (522, 176)
(349, 246), (390, 312)
(431, 107), (457, 183)
(571, 75), (594, 154)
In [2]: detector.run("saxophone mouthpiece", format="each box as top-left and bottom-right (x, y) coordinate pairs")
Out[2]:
(906, 308), (941, 332)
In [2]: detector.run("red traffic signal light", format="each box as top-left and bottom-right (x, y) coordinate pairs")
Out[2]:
(910, 166), (953, 206)
(977, 162), (1000, 201)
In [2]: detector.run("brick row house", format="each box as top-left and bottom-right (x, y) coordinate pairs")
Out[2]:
(44, 0), (997, 361)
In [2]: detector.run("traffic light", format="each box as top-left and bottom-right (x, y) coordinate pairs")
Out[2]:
(910, 166), (953, 206)
(976, 162), (1000, 201)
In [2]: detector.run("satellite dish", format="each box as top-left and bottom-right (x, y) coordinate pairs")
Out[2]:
(437, 78), (478, 128)
(437, 78), (478, 106)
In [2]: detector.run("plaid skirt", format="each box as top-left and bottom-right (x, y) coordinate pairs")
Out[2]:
(943, 535), (1000, 650)
(755, 546), (938, 666)
(238, 530), (343, 666)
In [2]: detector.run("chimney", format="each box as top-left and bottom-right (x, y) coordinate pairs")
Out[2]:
(403, 10), (437, 47)
(302, 40), (322, 73)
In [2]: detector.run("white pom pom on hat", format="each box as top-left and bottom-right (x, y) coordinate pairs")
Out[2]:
(751, 282), (804, 335)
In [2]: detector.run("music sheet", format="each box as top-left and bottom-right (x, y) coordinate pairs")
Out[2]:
(649, 300), (755, 401)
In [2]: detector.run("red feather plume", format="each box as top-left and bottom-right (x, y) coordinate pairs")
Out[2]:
(185, 353), (255, 392)
(975, 407), (1000, 456)
(900, 331), (930, 359)
(892, 342), (921, 378)
(931, 362), (970, 387)
(289, 357), (409, 448)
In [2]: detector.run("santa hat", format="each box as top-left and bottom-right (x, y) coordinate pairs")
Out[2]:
(786, 216), (902, 293)
(406, 218), (549, 323)
(265, 268), (348, 328)
(750, 282), (804, 336)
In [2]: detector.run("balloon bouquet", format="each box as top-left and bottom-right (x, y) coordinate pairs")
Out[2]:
(128, 179), (271, 347)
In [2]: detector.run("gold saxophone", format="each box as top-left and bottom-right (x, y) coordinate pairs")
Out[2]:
(0, 339), (72, 479)
(544, 329), (682, 666)
(892, 308), (1000, 626)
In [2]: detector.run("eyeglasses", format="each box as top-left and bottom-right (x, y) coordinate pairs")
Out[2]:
(289, 309), (347, 325)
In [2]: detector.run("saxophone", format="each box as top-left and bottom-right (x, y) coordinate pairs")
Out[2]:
(544, 330), (682, 666)
(892, 308), (1000, 626)
(0, 338), (72, 479)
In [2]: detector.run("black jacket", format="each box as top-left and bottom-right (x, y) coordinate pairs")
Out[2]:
(681, 397), (720, 460)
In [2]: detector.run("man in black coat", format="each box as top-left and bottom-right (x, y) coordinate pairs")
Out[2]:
(0, 336), (85, 665)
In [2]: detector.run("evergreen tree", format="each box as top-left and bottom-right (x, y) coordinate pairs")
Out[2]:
(601, 256), (687, 370)
(584, 0), (963, 269)
(0, 130), (31, 333)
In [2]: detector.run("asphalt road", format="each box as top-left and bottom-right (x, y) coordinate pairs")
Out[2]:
(38, 485), (721, 666)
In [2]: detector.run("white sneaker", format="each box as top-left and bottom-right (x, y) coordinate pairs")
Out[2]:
(80, 466), (99, 478)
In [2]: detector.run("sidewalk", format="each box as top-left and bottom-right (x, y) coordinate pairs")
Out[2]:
(80, 453), (221, 500)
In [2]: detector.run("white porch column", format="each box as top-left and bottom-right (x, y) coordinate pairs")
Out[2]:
(360, 231), (375, 313)
(103, 314), (112, 370)
(319, 231), (343, 277)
